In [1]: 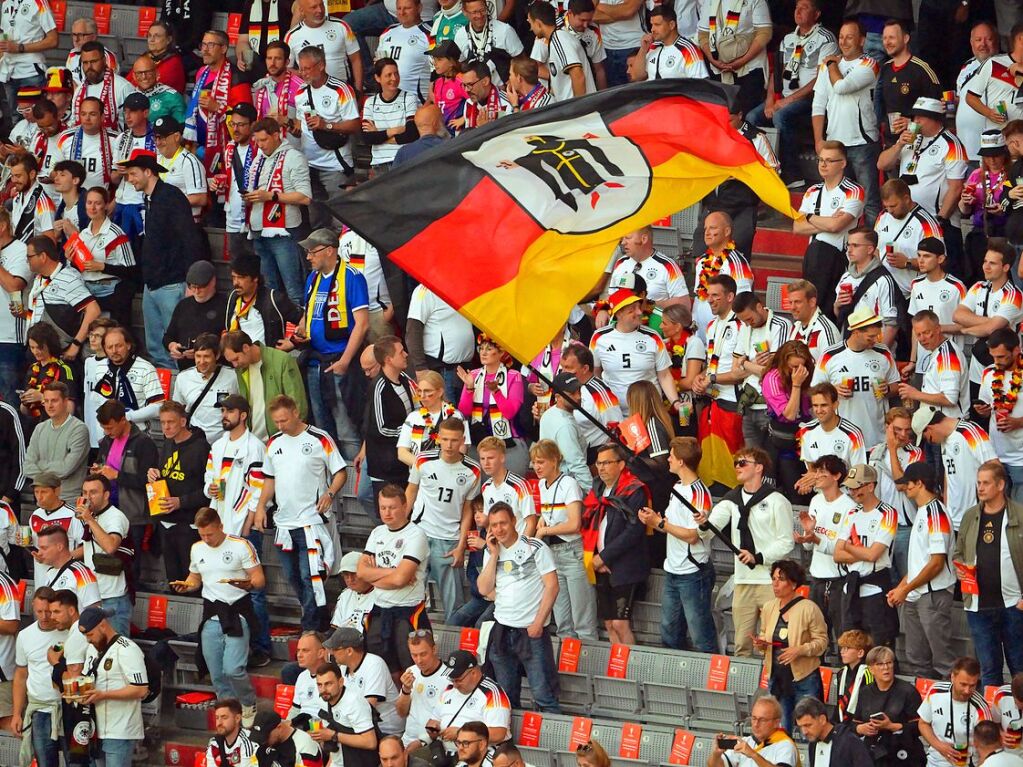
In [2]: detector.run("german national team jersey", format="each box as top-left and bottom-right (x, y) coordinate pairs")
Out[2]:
(481, 472), (536, 533)
(378, 22), (434, 101)
(538, 472), (584, 543)
(543, 28), (595, 101)
(363, 89), (421, 166)
(53, 127), (117, 191)
(692, 249), (753, 337)
(190, 534), (260, 605)
(159, 146), (207, 218)
(961, 279), (1023, 382)
(805, 492), (858, 579)
(590, 325), (671, 413)
(941, 420), (997, 530)
(263, 426), (346, 528)
(483, 534), (557, 627)
(644, 35), (707, 80)
(431, 677), (511, 753)
(30, 503), (85, 584)
(558, 18), (605, 69)
(452, 20), (524, 86)
(704, 312), (742, 404)
(294, 77), (359, 171)
(284, 19), (359, 82)
(837, 501), (897, 592)
(867, 442), (924, 527)
(835, 263), (901, 326)
(789, 309), (841, 362)
(733, 310), (792, 395)
(874, 205), (944, 296)
(330, 585), (375, 630)
(205, 730), (257, 767)
(909, 274), (967, 371)
(918, 339), (968, 417)
(812, 344), (900, 448)
(364, 520), (429, 608)
(993, 685), (1022, 751)
(917, 682), (995, 767)
(609, 252), (688, 303)
(894, 130), (969, 221)
(663, 479), (713, 575)
(797, 418), (867, 468)
(408, 451), (481, 540)
(967, 53), (1023, 134)
(906, 499), (956, 601)
(0, 0), (56, 81)
(10, 183), (55, 242)
(47, 560), (100, 609)
(0, 573), (17, 679)
(290, 668), (322, 719)
(402, 661), (452, 747)
(956, 56), (986, 160)
(577, 377), (623, 447)
(798, 178), (864, 250)
(777, 23), (837, 95)
(95, 357), (165, 415)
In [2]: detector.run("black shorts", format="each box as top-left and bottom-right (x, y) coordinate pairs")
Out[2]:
(595, 571), (639, 621)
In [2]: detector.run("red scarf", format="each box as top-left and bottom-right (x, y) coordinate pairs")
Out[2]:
(464, 86), (502, 129)
(74, 70), (118, 130)
(258, 149), (288, 234)
(196, 62), (233, 173)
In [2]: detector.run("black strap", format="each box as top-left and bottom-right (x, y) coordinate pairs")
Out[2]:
(186, 365), (222, 420)
(442, 678), (483, 731)
(332, 148), (354, 176)
(231, 144), (248, 195)
(778, 595), (804, 618)
(47, 559), (78, 589)
(837, 267), (888, 329)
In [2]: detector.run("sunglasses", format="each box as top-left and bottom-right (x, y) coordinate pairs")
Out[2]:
(733, 458), (754, 468)
(408, 629), (433, 639)
(576, 743), (594, 754)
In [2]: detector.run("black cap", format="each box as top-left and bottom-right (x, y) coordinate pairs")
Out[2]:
(123, 92), (151, 112)
(917, 237), (945, 256)
(229, 102), (258, 121)
(248, 710), (282, 745)
(78, 606), (112, 632)
(551, 372), (582, 394)
(230, 253), (263, 278)
(426, 40), (461, 60)
(152, 115), (183, 137)
(445, 649), (479, 677)
(217, 394), (250, 413)
(893, 461), (936, 487)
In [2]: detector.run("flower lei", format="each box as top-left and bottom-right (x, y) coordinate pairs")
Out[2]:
(668, 328), (692, 380)
(991, 358), (1023, 413)
(696, 242), (736, 301)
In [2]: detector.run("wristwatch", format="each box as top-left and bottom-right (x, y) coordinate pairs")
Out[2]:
(657, 518), (666, 531)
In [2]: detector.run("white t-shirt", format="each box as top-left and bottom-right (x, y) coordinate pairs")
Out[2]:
(159, 147), (208, 219)
(323, 686), (377, 767)
(697, 0), (771, 76)
(909, 274), (968, 371)
(590, 324), (671, 414)
(172, 366), (239, 445)
(917, 339), (968, 417)
(0, 238), (29, 345)
(15, 621), (67, 703)
(84, 635), (148, 739)
(294, 77), (360, 172)
(805, 492), (858, 579)
(0, 0), (57, 81)
(777, 24), (837, 94)
(993, 685), (1022, 752)
(53, 128), (117, 192)
(812, 343), (900, 448)
(397, 407), (470, 456)
(609, 252), (689, 304)
(10, 182), (55, 242)
(960, 280), (1023, 383)
(484, 534), (557, 628)
(407, 285), (475, 364)
(290, 668), (322, 720)
(835, 263), (901, 327)
(343, 653), (404, 734)
(113, 130), (151, 206)
(263, 426), (346, 528)
(378, 23), (433, 101)
(453, 21), (524, 85)
(99, 356), (165, 423)
(866, 442), (924, 527)
(906, 498), (956, 602)
(979, 364), (1023, 466)
(918, 682), (997, 767)
(811, 55), (879, 147)
(894, 130), (969, 223)
(966, 54), (1023, 135)
(363, 89), (421, 166)
(704, 312), (742, 404)
(733, 310), (792, 395)
(797, 418), (868, 468)
(190, 534), (260, 605)
(538, 473), (584, 544)
(956, 56), (987, 160)
(940, 420), (998, 530)
(330, 586), (376, 630)
(47, 560), (100, 609)
(720, 734), (799, 767)
(874, 206), (944, 297)
(64, 618), (89, 666)
(83, 355), (107, 447)
(598, 0), (643, 49)
(402, 661), (452, 746)
(0, 574), (19, 679)
(431, 677), (511, 751)
(789, 309), (841, 363)
(364, 520), (430, 608)
(692, 249), (754, 336)
(408, 451), (481, 540)
(482, 472), (536, 534)
(837, 502), (897, 594)
(798, 178), (865, 251)
(544, 28), (596, 101)
(285, 19), (359, 82)
(663, 479), (712, 575)
(82, 506), (130, 600)
(71, 75), (136, 130)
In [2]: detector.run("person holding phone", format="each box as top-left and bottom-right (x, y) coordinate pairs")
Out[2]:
(708, 696), (798, 767)
(846, 645), (925, 767)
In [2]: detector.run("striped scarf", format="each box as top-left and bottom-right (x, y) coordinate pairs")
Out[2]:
(411, 402), (456, 452)
(471, 365), (511, 439)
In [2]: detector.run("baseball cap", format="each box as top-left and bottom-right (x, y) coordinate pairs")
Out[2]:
(911, 404), (942, 445)
(116, 148), (168, 174)
(426, 40), (461, 60)
(842, 464), (878, 489)
(339, 551), (361, 573)
(551, 371), (582, 394)
(33, 471), (61, 488)
(248, 710), (282, 745)
(152, 115), (183, 137)
(608, 288), (642, 316)
(229, 102), (258, 121)
(893, 461), (936, 487)
(445, 649), (479, 677)
(324, 626), (363, 651)
(78, 606), (112, 632)
(185, 260), (215, 286)
(123, 92), (151, 112)
(847, 307), (882, 331)
(299, 228), (339, 251)
(217, 394), (250, 413)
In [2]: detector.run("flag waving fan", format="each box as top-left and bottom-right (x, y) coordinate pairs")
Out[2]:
(337, 78), (797, 363)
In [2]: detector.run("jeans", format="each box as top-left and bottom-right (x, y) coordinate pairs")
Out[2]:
(100, 737), (137, 767)
(309, 168), (348, 232)
(277, 527), (325, 630)
(31, 709), (59, 767)
(201, 615), (256, 706)
(488, 625), (562, 712)
(845, 142), (882, 224)
(0, 342), (23, 406)
(892, 525), (913, 584)
(966, 606), (1023, 687)
(342, 2), (397, 88)
(746, 97), (813, 176)
(549, 541), (598, 640)
(252, 234), (305, 306)
(1006, 463), (1023, 504)
(246, 529), (272, 656)
(427, 536), (465, 622)
(604, 47), (638, 88)
(449, 596), (494, 627)
(741, 409), (770, 451)
(103, 594), (133, 637)
(661, 566), (718, 653)
(306, 364), (361, 460)
(771, 669), (823, 734)
(863, 33), (885, 66)
(142, 283), (185, 369)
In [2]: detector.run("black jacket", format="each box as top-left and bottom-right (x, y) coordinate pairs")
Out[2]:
(96, 425), (159, 526)
(162, 292), (229, 369)
(847, 679), (925, 767)
(586, 473), (651, 588)
(0, 402), (25, 502)
(364, 372), (416, 485)
(157, 429), (211, 525)
(807, 723), (875, 767)
(160, 0), (214, 55)
(701, 121), (762, 212)
(141, 180), (201, 290)
(223, 285), (302, 349)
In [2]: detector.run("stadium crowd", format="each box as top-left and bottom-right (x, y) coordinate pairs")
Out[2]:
(0, 0), (1023, 765)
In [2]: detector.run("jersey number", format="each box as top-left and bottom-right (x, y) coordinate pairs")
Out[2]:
(436, 487), (454, 503)
(944, 457), (956, 476)
(85, 158), (97, 173)
(621, 353), (632, 369)
(386, 46), (401, 61)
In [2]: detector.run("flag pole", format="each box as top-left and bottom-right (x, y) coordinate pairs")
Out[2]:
(528, 364), (754, 568)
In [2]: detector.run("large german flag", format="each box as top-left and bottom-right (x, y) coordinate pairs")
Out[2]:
(338, 79), (797, 362)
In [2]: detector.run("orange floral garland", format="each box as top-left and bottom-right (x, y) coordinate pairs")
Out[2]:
(991, 359), (1023, 413)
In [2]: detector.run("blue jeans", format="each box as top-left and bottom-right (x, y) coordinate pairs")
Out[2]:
(200, 615), (256, 706)
(489, 625), (561, 712)
(746, 98), (812, 176)
(1006, 464), (1023, 504)
(892, 525), (913, 584)
(277, 527), (325, 630)
(343, 2), (397, 86)
(661, 566), (718, 653)
(449, 595), (494, 628)
(100, 737), (136, 767)
(142, 282), (185, 369)
(0, 342), (23, 407)
(306, 364), (361, 460)
(604, 47), (638, 88)
(771, 669), (823, 734)
(31, 709), (59, 767)
(103, 594), (133, 637)
(966, 606), (1023, 687)
(246, 529), (272, 656)
(252, 234), (305, 306)
(845, 142), (881, 224)
(427, 536), (465, 623)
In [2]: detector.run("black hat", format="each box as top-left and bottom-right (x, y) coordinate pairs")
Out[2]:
(445, 649), (479, 677)
(893, 461), (937, 487)
(229, 102), (258, 121)
(230, 253), (263, 278)
(115, 148), (168, 174)
(123, 92), (151, 112)
(248, 710), (282, 745)
(217, 394), (250, 413)
(551, 372), (583, 394)
(426, 40), (461, 60)
(152, 115), (183, 137)
(78, 606), (112, 632)
(917, 237), (945, 256)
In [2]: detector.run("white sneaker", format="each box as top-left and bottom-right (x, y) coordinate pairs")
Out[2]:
(242, 704), (257, 728)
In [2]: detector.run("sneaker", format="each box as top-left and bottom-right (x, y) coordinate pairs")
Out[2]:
(247, 650), (272, 669)
(242, 704), (257, 728)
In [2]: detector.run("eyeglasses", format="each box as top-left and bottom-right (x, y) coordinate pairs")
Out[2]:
(750, 716), (779, 724)
(455, 739), (484, 748)
(201, 41), (226, 49)
(408, 629), (433, 639)
(595, 460), (623, 468)
(462, 78), (483, 88)
(133, 69), (157, 76)
(872, 660), (895, 667)
(306, 245), (333, 256)
(816, 157), (844, 164)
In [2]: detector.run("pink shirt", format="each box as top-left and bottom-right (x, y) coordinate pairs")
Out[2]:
(762, 369), (810, 422)
(457, 368), (525, 438)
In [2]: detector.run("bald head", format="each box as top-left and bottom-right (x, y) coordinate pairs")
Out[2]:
(703, 211), (733, 250)
(361, 344), (380, 378)
(414, 104), (448, 138)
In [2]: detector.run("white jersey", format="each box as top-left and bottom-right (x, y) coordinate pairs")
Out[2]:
(909, 274), (967, 371)
(431, 677), (511, 752)
(330, 586), (376, 631)
(993, 685), (1023, 752)
(692, 248), (754, 337)
(407, 284), (475, 365)
(0, 0), (57, 81)
(205, 429), (266, 537)
(378, 22), (433, 101)
(798, 178), (865, 250)
(835, 262), (901, 327)
(538, 472), (584, 544)
(804, 492), (858, 579)
(979, 364), (1023, 467)
(173, 366), (239, 445)
(0, 239), (29, 345)
(30, 503), (85, 584)
(941, 420), (997, 530)
(917, 339), (968, 417)
(159, 146), (207, 218)
(323, 686), (376, 766)
(70, 75), (136, 130)
(663, 479), (713, 575)
(704, 311), (742, 404)
(906, 498), (956, 601)
(285, 19), (359, 82)
(84, 635), (148, 739)
(866, 441), (924, 527)
(960, 279), (1023, 383)
(544, 28), (596, 101)
(577, 377), (623, 448)
(364, 520), (430, 608)
(82, 506), (130, 600)
(190, 534), (260, 604)
(797, 418), (868, 468)
(53, 128), (116, 191)
(16, 621), (67, 704)
(966, 54), (1023, 135)
(408, 451), (481, 540)
(402, 661), (452, 747)
(789, 309), (841, 362)
(811, 55), (880, 147)
(205, 730), (257, 767)
(453, 21), (524, 85)
(483, 534), (557, 627)
(918, 682), (996, 767)
(294, 77), (359, 172)
(482, 472), (536, 534)
(777, 23), (837, 94)
(812, 343), (900, 448)
(733, 310), (792, 395)
(956, 56), (988, 160)
(10, 182), (55, 241)
(837, 501), (898, 593)
(342, 652), (404, 734)
(0, 574), (18, 679)
(645, 35), (707, 80)
(290, 668), (322, 720)
(894, 130), (969, 223)
(113, 130), (152, 205)
(589, 324), (671, 414)
(363, 89), (421, 166)
(263, 426), (346, 528)
(874, 205), (944, 296)
(609, 251), (689, 303)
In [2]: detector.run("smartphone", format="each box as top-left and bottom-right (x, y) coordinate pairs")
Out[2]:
(717, 737), (738, 750)
(869, 713), (886, 721)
